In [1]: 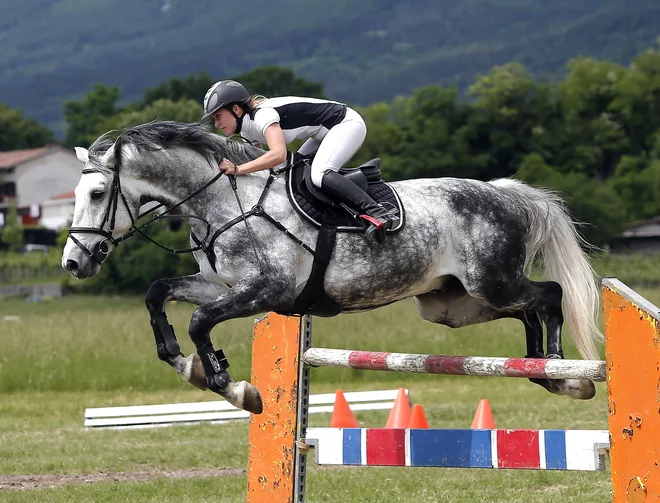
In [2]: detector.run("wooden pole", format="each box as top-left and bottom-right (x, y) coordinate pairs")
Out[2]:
(304, 348), (606, 381)
(246, 313), (310, 503)
(603, 278), (660, 503)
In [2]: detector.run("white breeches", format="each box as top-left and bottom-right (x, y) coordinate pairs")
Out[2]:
(297, 107), (367, 187)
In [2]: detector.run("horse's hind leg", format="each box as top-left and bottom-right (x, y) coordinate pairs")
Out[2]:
(511, 310), (565, 395)
(520, 279), (595, 399)
(415, 277), (595, 399)
(478, 278), (595, 399)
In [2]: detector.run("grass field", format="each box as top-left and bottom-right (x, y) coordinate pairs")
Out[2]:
(2, 286), (656, 502)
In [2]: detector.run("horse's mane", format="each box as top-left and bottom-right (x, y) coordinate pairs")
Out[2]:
(87, 121), (265, 171)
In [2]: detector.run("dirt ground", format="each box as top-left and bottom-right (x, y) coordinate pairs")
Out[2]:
(0, 468), (245, 490)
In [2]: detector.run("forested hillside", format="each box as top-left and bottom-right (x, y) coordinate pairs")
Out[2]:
(2, 0), (658, 133)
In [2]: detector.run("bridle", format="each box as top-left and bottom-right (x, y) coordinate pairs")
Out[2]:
(67, 141), (224, 265)
(66, 141), (315, 274)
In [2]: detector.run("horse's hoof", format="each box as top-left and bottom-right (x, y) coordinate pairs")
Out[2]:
(222, 380), (263, 414)
(542, 354), (596, 400)
(560, 379), (596, 400)
(534, 376), (596, 400)
(173, 353), (207, 390)
(173, 354), (263, 413)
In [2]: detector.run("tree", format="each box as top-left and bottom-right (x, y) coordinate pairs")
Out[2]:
(142, 72), (215, 107)
(103, 99), (202, 131)
(232, 66), (326, 99)
(63, 84), (121, 148)
(1, 203), (23, 252)
(0, 104), (54, 151)
(466, 63), (562, 179)
(356, 86), (481, 181)
(557, 57), (629, 179)
(609, 156), (660, 222)
(394, 86), (475, 180)
(353, 100), (407, 179)
(140, 67), (326, 111)
(609, 49), (660, 154)
(516, 153), (625, 246)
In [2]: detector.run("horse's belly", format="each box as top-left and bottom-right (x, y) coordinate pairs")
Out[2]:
(322, 249), (449, 310)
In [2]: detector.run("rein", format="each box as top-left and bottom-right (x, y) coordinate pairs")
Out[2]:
(190, 163), (317, 274)
(67, 145), (315, 270)
(67, 144), (224, 265)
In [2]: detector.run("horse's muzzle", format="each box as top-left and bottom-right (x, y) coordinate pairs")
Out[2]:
(64, 259), (79, 272)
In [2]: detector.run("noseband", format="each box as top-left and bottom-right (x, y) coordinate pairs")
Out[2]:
(67, 142), (223, 265)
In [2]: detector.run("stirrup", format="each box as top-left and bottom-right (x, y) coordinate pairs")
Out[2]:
(360, 214), (393, 244)
(359, 214), (385, 229)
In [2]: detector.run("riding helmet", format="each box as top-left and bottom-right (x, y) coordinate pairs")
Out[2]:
(201, 80), (250, 120)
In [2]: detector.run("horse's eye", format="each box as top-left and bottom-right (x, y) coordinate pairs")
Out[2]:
(90, 190), (104, 201)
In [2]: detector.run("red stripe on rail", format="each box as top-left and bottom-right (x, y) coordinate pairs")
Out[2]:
(347, 351), (391, 370)
(502, 358), (550, 378)
(424, 355), (469, 375)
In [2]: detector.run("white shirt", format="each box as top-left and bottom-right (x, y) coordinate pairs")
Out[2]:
(240, 96), (347, 147)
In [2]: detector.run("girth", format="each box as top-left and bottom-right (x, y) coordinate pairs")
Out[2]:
(193, 156), (405, 317)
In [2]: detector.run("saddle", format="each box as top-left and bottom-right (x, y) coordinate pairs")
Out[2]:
(276, 156), (406, 318)
(285, 157), (405, 233)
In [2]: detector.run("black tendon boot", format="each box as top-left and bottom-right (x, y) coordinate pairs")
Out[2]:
(320, 171), (397, 243)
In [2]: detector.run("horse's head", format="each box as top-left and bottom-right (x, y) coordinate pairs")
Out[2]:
(61, 120), (266, 279)
(61, 140), (141, 279)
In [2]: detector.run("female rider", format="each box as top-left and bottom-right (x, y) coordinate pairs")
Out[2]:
(200, 79), (396, 243)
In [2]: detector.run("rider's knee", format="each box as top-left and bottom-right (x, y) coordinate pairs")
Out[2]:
(311, 166), (334, 187)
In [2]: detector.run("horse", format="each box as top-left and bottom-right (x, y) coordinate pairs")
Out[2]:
(62, 120), (602, 414)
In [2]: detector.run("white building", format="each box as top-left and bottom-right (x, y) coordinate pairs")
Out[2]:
(611, 216), (660, 254)
(40, 190), (75, 230)
(0, 145), (81, 227)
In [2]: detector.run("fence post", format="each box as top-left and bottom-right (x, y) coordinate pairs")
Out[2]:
(603, 278), (660, 502)
(246, 313), (311, 503)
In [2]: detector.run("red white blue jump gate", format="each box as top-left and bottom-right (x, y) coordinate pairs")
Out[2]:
(305, 428), (609, 471)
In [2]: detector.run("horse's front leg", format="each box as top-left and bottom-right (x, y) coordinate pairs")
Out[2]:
(188, 272), (296, 414)
(145, 273), (228, 391)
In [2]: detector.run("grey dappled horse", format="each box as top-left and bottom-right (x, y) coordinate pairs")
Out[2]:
(62, 121), (602, 414)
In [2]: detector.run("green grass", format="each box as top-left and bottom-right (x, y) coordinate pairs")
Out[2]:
(2, 286), (651, 502)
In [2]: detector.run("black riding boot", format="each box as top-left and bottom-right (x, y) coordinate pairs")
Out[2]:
(320, 171), (397, 243)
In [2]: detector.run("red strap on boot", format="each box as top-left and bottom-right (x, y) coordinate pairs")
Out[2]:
(359, 214), (384, 229)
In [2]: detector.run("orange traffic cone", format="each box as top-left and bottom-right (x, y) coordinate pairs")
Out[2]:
(385, 388), (412, 428)
(407, 404), (430, 429)
(330, 390), (359, 428)
(471, 399), (496, 429)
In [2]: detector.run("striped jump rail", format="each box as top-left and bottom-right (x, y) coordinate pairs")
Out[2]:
(303, 348), (607, 382)
(304, 428), (610, 471)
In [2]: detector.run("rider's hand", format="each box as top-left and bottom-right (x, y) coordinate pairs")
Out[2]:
(219, 158), (239, 175)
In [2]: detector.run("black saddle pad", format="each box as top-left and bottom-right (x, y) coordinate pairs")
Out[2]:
(285, 158), (405, 233)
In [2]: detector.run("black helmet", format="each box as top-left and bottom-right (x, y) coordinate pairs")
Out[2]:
(201, 80), (251, 120)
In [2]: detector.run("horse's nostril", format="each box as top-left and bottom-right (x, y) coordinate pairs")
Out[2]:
(65, 259), (79, 272)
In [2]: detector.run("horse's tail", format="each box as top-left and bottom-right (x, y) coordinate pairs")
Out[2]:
(489, 178), (602, 360)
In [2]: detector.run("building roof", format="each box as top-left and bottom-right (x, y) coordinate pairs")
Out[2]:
(0, 145), (63, 170)
(622, 216), (660, 238)
(50, 190), (75, 200)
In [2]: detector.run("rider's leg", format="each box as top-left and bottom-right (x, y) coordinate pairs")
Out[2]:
(311, 108), (397, 243)
(297, 137), (321, 158)
(320, 171), (396, 243)
(309, 108), (365, 188)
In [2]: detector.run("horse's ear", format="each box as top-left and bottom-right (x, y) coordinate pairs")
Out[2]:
(74, 147), (89, 164)
(101, 143), (116, 166)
